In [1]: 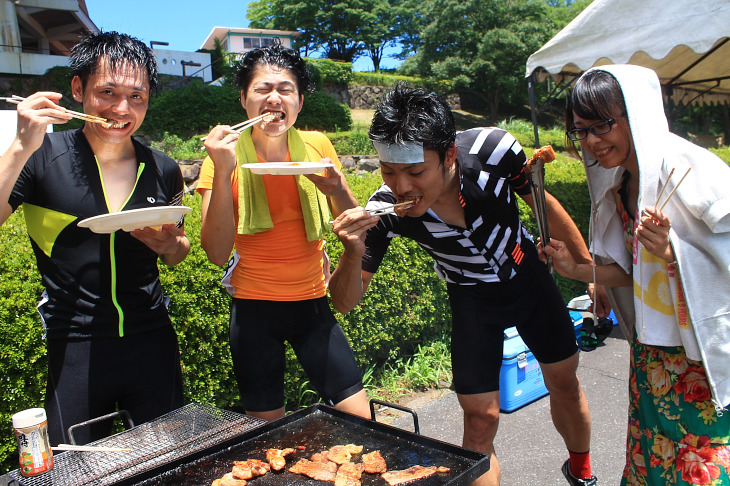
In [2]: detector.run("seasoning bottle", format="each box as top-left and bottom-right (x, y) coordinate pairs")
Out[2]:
(12, 408), (54, 476)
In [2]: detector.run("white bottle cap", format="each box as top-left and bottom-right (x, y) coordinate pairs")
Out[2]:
(12, 408), (47, 429)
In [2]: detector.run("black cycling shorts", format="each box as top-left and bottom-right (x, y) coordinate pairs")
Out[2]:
(45, 325), (184, 445)
(230, 297), (364, 412)
(447, 249), (578, 395)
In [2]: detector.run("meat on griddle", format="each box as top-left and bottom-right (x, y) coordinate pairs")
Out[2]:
(289, 458), (339, 481)
(231, 459), (269, 480)
(362, 450), (387, 474)
(334, 461), (366, 486)
(265, 447), (295, 471)
(381, 465), (451, 485)
(211, 472), (247, 486)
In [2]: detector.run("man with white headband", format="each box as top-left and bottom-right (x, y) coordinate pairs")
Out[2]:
(329, 84), (597, 486)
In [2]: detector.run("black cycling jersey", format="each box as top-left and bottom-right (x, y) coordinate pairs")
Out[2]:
(9, 129), (185, 339)
(362, 127), (535, 284)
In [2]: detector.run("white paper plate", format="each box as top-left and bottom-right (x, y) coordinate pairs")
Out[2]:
(241, 162), (334, 175)
(77, 206), (192, 234)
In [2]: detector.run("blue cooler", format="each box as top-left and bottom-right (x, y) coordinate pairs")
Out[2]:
(499, 312), (583, 412)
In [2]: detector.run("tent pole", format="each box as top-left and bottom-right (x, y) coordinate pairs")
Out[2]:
(528, 72), (541, 148)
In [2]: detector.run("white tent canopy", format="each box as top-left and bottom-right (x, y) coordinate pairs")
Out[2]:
(526, 0), (730, 107)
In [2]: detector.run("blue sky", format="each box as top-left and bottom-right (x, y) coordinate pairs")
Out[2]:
(84, 0), (400, 72)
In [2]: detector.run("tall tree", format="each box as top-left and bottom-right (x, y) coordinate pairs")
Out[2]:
(247, 0), (382, 64)
(407, 0), (557, 119)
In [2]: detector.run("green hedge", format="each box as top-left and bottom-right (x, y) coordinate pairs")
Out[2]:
(140, 82), (352, 138)
(304, 58), (354, 86)
(0, 163), (590, 473)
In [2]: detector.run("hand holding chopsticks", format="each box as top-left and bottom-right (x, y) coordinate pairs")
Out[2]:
(201, 113), (277, 141)
(329, 201), (416, 225)
(1, 95), (112, 127)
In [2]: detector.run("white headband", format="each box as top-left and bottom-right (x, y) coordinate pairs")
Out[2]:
(373, 141), (425, 164)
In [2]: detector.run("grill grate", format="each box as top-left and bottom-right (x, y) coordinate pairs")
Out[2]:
(7, 403), (264, 486)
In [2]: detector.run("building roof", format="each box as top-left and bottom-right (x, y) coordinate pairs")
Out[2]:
(199, 26), (300, 51)
(13, 0), (98, 56)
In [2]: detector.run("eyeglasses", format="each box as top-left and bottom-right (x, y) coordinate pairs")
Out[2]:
(566, 119), (617, 141)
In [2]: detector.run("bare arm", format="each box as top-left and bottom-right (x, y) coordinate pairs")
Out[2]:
(0, 92), (72, 225)
(543, 238), (632, 287)
(520, 189), (592, 265)
(304, 160), (358, 217)
(329, 207), (379, 313)
(199, 125), (239, 266)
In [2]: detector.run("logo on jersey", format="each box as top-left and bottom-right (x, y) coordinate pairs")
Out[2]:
(147, 197), (156, 204)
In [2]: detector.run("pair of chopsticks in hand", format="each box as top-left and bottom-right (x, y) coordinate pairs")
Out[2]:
(0, 95), (112, 127)
(329, 201), (415, 225)
(200, 112), (277, 141)
(642, 166), (692, 221)
(652, 167), (691, 212)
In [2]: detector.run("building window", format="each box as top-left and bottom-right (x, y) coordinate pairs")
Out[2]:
(242, 37), (279, 50)
(243, 38), (260, 49)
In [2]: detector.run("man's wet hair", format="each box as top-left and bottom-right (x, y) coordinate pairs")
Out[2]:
(369, 84), (456, 163)
(234, 43), (311, 94)
(69, 31), (158, 91)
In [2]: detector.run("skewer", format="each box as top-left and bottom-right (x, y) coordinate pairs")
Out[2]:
(1, 95), (112, 127)
(200, 113), (277, 141)
(52, 444), (131, 452)
(658, 167), (691, 211)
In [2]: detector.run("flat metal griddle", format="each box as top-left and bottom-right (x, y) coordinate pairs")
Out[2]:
(127, 404), (489, 486)
(5, 403), (265, 486)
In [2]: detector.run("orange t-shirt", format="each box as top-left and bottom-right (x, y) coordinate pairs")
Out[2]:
(197, 131), (340, 301)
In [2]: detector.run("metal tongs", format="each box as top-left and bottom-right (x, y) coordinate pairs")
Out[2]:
(526, 146), (556, 271)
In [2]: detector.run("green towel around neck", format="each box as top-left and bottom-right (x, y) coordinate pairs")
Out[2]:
(235, 127), (332, 241)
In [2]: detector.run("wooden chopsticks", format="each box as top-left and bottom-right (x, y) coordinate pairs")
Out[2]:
(657, 167), (691, 211)
(366, 200), (417, 216)
(1, 95), (112, 127)
(52, 444), (131, 452)
(645, 166), (691, 217)
(200, 112), (277, 141)
(329, 201), (416, 225)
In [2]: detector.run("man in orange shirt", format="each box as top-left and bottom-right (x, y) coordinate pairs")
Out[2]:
(198, 44), (369, 421)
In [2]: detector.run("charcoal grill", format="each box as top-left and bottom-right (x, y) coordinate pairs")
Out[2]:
(3, 403), (265, 486)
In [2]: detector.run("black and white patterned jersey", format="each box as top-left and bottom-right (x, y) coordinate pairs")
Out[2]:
(362, 127), (535, 285)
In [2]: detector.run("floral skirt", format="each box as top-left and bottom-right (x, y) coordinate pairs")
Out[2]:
(621, 336), (730, 485)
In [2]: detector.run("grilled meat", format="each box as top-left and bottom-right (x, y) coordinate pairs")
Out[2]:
(525, 145), (556, 172)
(327, 444), (363, 464)
(362, 450), (387, 474)
(266, 447), (295, 471)
(231, 459), (269, 480)
(289, 458), (338, 481)
(381, 465), (451, 485)
(211, 472), (247, 486)
(335, 461), (366, 486)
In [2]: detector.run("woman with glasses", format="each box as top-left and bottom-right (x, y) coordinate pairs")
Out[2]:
(542, 64), (730, 485)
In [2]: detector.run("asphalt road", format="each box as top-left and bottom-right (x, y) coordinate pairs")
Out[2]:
(377, 325), (630, 485)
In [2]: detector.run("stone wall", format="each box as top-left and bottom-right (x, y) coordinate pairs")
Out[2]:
(322, 83), (461, 110)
